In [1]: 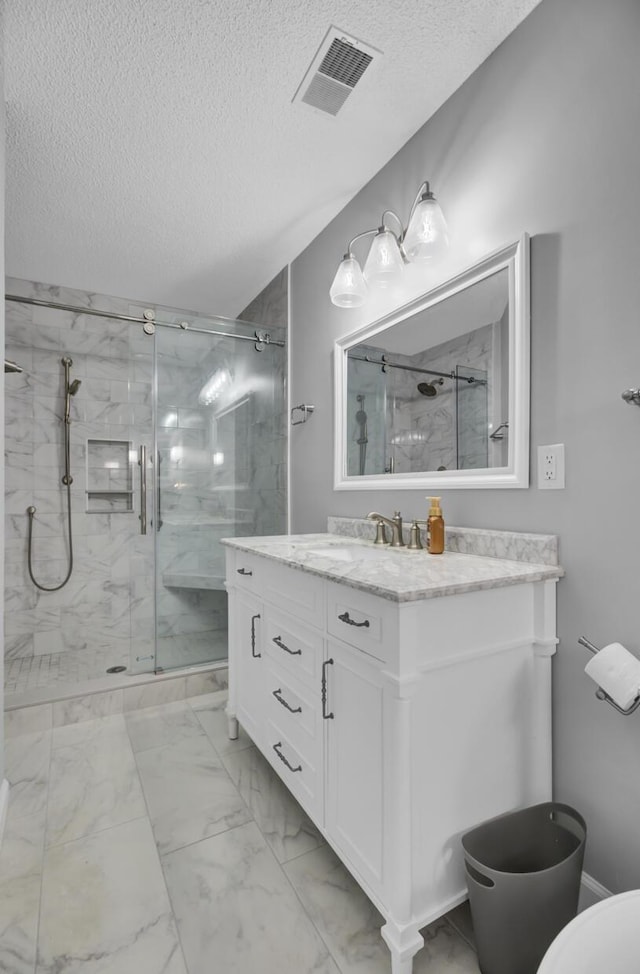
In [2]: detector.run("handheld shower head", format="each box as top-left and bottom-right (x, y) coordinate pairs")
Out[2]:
(68, 379), (82, 396)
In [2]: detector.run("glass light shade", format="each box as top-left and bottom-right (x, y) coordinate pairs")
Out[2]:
(403, 195), (449, 262)
(329, 255), (367, 308)
(363, 229), (404, 288)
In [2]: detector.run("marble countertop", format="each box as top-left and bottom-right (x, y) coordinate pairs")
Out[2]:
(221, 533), (564, 603)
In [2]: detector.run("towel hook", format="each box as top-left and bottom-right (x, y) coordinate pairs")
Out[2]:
(291, 404), (315, 426)
(621, 388), (640, 406)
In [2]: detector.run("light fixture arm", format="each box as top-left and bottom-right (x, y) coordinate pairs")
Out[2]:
(345, 227), (378, 259)
(381, 210), (404, 238)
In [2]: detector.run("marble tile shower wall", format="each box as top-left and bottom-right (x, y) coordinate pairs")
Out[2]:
(4, 278), (156, 675)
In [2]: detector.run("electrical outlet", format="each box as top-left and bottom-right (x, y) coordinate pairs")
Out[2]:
(538, 443), (565, 490)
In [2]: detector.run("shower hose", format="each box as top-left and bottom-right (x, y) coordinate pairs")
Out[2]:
(26, 422), (74, 592)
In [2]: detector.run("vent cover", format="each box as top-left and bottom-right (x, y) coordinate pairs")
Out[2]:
(293, 27), (382, 117)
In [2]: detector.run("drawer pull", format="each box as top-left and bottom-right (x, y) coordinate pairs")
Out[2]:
(251, 613), (261, 658)
(237, 567), (253, 576)
(322, 658), (334, 720)
(273, 742), (302, 773)
(273, 635), (302, 656)
(338, 611), (370, 629)
(272, 688), (302, 714)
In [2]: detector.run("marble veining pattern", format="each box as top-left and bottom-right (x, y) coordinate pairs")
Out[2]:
(0, 691), (479, 974)
(222, 532), (563, 603)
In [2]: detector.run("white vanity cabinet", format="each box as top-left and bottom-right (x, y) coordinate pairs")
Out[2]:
(224, 538), (560, 974)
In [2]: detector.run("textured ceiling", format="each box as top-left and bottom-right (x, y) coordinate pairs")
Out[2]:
(4, 0), (541, 318)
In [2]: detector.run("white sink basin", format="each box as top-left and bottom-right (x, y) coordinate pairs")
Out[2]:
(303, 544), (393, 563)
(537, 890), (640, 974)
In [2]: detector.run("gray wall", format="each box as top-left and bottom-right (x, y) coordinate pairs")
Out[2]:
(290, 0), (640, 892)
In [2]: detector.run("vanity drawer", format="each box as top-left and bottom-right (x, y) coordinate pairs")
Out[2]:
(264, 658), (320, 770)
(262, 718), (321, 823)
(263, 608), (323, 684)
(326, 582), (394, 662)
(262, 561), (324, 629)
(227, 550), (262, 595)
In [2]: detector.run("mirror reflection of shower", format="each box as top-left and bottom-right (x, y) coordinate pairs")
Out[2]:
(26, 356), (79, 591)
(355, 394), (368, 475)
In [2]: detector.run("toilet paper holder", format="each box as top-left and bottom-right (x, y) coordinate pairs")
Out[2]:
(578, 636), (640, 716)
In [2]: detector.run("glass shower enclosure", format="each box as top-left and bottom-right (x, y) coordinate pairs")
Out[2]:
(152, 318), (286, 672)
(3, 286), (286, 701)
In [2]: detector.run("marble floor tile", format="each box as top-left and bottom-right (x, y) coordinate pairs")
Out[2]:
(285, 842), (480, 973)
(222, 744), (324, 863)
(37, 817), (187, 974)
(162, 820), (340, 974)
(134, 734), (251, 855)
(414, 918), (480, 974)
(2, 733), (50, 878)
(284, 841), (389, 973)
(125, 700), (204, 753)
(0, 871), (42, 974)
(446, 900), (476, 950)
(46, 715), (146, 847)
(189, 689), (253, 755)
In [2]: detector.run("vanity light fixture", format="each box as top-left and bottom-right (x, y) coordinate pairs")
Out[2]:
(329, 181), (448, 308)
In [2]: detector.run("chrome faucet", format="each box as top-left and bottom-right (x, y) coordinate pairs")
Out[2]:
(367, 511), (405, 547)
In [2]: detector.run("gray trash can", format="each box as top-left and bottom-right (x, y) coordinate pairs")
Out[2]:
(461, 802), (586, 974)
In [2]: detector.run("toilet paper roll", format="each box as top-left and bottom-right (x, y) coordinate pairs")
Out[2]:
(585, 642), (640, 710)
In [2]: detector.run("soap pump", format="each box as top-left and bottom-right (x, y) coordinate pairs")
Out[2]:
(426, 497), (444, 554)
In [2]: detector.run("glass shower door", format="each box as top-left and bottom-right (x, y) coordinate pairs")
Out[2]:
(153, 316), (286, 672)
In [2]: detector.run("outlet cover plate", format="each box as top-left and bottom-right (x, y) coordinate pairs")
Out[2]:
(538, 443), (565, 489)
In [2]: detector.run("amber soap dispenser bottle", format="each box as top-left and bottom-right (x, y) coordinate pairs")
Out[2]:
(427, 497), (445, 554)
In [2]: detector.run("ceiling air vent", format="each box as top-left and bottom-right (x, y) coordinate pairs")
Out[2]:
(293, 27), (382, 117)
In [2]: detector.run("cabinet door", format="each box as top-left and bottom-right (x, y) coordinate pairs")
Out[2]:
(325, 640), (384, 896)
(233, 591), (264, 744)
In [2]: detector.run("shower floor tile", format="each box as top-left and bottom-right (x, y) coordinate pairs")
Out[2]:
(4, 644), (129, 695)
(5, 632), (227, 698)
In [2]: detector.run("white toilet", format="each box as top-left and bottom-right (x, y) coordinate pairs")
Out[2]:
(537, 890), (640, 973)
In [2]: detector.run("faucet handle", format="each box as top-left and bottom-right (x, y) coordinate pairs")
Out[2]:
(408, 520), (423, 550)
(372, 520), (388, 545)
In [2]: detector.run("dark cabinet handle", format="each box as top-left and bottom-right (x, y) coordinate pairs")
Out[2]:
(237, 568), (253, 576)
(338, 611), (370, 628)
(322, 658), (334, 719)
(272, 688), (302, 714)
(272, 635), (301, 656)
(273, 742), (302, 773)
(251, 613), (261, 658)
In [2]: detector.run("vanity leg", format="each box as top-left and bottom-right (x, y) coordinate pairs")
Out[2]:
(226, 709), (239, 741)
(381, 921), (423, 974)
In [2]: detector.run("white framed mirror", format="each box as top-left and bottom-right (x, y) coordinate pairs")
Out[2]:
(334, 234), (530, 490)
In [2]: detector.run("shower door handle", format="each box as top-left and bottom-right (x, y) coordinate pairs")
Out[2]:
(138, 445), (147, 535)
(156, 450), (163, 531)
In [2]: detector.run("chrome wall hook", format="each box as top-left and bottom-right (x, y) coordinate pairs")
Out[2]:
(291, 404), (315, 426)
(578, 636), (640, 716)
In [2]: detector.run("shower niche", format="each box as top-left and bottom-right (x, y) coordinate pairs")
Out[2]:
(86, 438), (135, 513)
